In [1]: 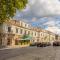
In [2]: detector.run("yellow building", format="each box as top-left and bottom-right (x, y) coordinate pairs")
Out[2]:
(0, 19), (58, 47)
(38, 29), (56, 43)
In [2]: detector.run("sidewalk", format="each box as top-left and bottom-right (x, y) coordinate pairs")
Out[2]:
(0, 45), (29, 50)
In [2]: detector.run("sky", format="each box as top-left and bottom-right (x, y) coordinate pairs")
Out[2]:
(14, 0), (60, 35)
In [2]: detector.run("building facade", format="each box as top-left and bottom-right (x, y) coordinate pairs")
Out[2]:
(0, 20), (58, 47)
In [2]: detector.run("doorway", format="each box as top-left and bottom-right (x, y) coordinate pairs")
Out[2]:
(7, 39), (12, 45)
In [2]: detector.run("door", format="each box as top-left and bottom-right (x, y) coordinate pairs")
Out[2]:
(7, 39), (12, 45)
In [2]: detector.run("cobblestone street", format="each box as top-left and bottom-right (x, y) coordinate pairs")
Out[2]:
(0, 46), (60, 60)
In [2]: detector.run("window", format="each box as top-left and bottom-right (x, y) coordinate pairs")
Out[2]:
(21, 22), (23, 26)
(16, 28), (18, 33)
(25, 24), (27, 27)
(41, 33), (42, 36)
(24, 30), (27, 34)
(20, 29), (23, 34)
(8, 27), (11, 32)
(37, 39), (39, 42)
(33, 40), (34, 42)
(41, 33), (43, 36)
(28, 31), (30, 35)
(32, 32), (33, 36)
(35, 32), (36, 36)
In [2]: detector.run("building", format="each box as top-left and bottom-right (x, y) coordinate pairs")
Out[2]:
(0, 19), (58, 47)
(38, 29), (56, 43)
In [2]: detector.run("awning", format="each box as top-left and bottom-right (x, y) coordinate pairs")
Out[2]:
(22, 34), (32, 40)
(16, 35), (32, 41)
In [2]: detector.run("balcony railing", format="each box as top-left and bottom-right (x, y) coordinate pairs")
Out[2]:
(7, 30), (13, 34)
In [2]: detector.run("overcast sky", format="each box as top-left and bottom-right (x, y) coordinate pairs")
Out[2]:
(14, 0), (60, 35)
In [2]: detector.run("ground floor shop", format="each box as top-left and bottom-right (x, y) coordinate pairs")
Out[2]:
(0, 33), (56, 48)
(15, 40), (30, 45)
(0, 33), (31, 47)
(0, 39), (30, 47)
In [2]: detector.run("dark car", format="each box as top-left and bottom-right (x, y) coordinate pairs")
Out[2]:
(37, 42), (51, 47)
(53, 41), (60, 46)
(46, 42), (51, 46)
(37, 42), (47, 47)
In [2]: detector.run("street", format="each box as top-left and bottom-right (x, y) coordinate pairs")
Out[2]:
(0, 46), (60, 60)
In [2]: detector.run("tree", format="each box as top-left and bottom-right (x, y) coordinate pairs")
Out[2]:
(0, 0), (28, 23)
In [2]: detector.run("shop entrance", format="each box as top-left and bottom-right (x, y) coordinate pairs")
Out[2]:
(7, 39), (12, 45)
(15, 40), (30, 45)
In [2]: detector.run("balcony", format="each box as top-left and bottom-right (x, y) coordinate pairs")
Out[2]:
(7, 30), (15, 36)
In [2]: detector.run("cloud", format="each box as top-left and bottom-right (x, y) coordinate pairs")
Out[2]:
(15, 0), (60, 18)
(44, 17), (60, 27)
(44, 18), (56, 26)
(46, 26), (60, 35)
(14, 0), (60, 34)
(16, 0), (60, 20)
(44, 17), (60, 34)
(29, 0), (60, 17)
(31, 17), (37, 22)
(15, 0), (60, 19)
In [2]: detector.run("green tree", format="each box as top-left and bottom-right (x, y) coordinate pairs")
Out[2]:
(0, 0), (28, 23)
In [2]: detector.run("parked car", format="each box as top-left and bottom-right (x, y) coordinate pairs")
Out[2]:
(53, 41), (60, 46)
(37, 42), (47, 47)
(37, 42), (51, 47)
(46, 42), (51, 46)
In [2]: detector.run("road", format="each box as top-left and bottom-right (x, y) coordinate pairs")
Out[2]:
(0, 46), (60, 60)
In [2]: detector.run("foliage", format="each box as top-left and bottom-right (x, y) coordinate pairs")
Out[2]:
(0, 0), (28, 23)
